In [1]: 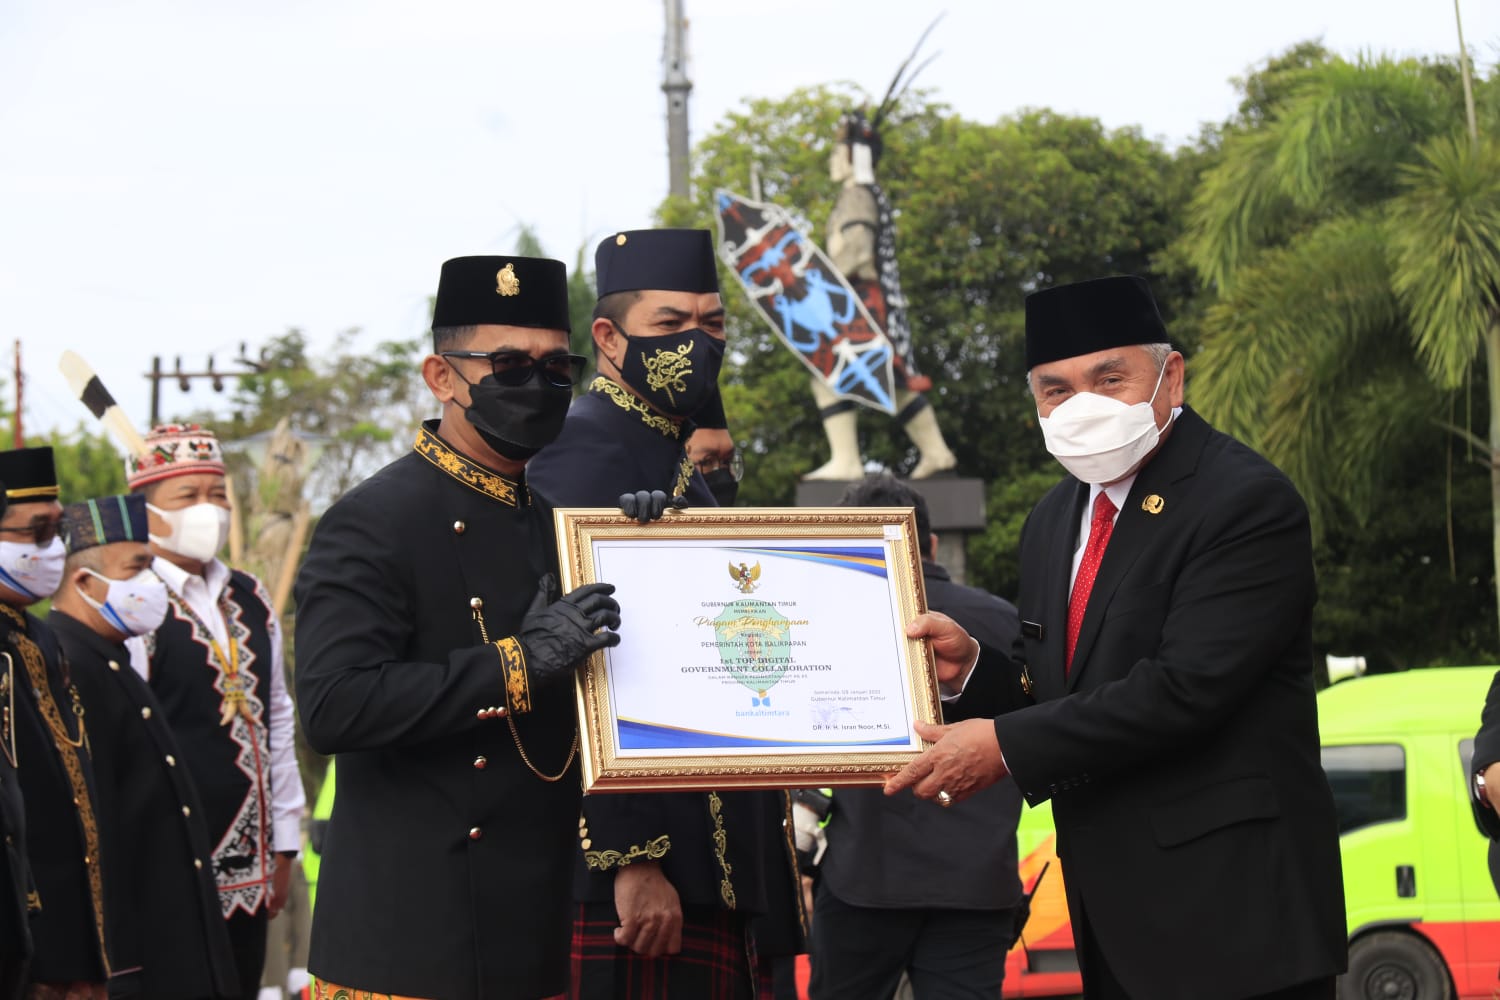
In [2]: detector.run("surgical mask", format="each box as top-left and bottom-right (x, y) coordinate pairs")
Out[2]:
(448, 364), (571, 461)
(611, 322), (725, 418)
(703, 468), (739, 507)
(1038, 361), (1173, 485)
(0, 537), (65, 602)
(148, 502), (231, 564)
(78, 568), (169, 637)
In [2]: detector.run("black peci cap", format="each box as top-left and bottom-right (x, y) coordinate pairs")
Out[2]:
(60, 494), (150, 553)
(431, 255), (571, 331)
(0, 447), (58, 504)
(1024, 275), (1169, 370)
(595, 229), (719, 299)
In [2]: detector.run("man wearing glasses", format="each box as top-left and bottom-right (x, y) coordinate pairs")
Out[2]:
(686, 423), (743, 508)
(528, 230), (804, 1000)
(294, 254), (621, 1000)
(0, 447), (109, 999)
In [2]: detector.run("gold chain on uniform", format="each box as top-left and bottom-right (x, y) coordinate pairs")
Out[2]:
(0, 604), (110, 975)
(470, 603), (578, 783)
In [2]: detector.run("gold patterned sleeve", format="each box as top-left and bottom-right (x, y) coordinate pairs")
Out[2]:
(493, 637), (532, 715)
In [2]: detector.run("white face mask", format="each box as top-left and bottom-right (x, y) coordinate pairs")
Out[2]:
(0, 537), (67, 602)
(1037, 360), (1173, 485)
(147, 502), (230, 564)
(78, 568), (169, 637)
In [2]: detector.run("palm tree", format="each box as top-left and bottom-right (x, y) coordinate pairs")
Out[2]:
(1184, 52), (1500, 630)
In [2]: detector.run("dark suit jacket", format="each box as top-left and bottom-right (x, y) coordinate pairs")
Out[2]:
(820, 562), (1024, 912)
(49, 611), (237, 1000)
(1473, 671), (1500, 839)
(975, 407), (1346, 999)
(295, 425), (582, 999)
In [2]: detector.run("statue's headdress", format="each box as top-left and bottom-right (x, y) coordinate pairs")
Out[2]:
(837, 14), (945, 167)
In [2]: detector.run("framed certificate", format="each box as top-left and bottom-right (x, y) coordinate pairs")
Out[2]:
(554, 507), (939, 793)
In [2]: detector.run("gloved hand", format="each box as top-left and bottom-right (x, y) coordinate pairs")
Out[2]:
(516, 573), (621, 686)
(618, 490), (688, 524)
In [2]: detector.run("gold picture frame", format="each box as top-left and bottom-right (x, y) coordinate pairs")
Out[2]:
(554, 506), (938, 793)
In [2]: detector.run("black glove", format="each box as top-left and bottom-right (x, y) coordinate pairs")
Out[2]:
(516, 574), (621, 686)
(618, 490), (688, 524)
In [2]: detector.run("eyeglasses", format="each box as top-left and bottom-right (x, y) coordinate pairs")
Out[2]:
(694, 450), (744, 482)
(441, 350), (588, 388)
(0, 512), (62, 547)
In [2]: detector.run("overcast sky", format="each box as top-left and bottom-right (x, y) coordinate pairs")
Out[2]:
(3, 0), (1497, 438)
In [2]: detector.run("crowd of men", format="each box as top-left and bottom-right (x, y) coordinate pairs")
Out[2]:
(6, 221), (1499, 1000)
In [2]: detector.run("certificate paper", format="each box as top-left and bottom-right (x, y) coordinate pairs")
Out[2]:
(555, 508), (939, 792)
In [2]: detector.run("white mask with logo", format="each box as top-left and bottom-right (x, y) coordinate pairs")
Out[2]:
(0, 537), (66, 602)
(147, 502), (231, 564)
(1038, 360), (1173, 485)
(78, 568), (169, 636)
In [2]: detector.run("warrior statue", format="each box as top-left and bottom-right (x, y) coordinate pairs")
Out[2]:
(807, 108), (957, 480)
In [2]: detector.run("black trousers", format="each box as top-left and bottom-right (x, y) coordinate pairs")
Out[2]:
(1077, 914), (1334, 1000)
(808, 881), (1012, 1000)
(224, 908), (269, 1000)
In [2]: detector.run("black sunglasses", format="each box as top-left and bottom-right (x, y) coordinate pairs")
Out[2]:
(0, 512), (62, 547)
(442, 351), (588, 388)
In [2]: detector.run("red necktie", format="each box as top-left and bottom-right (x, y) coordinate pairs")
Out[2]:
(1066, 491), (1117, 672)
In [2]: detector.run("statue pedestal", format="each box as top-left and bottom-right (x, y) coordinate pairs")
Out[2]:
(794, 477), (986, 585)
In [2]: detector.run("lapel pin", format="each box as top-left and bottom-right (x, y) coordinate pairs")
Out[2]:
(1142, 494), (1165, 515)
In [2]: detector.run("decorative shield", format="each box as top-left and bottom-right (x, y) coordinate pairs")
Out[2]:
(715, 189), (898, 415)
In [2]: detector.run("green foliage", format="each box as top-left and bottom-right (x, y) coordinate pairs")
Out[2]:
(31, 423), (128, 503)
(659, 87), (1199, 594)
(1183, 45), (1500, 661)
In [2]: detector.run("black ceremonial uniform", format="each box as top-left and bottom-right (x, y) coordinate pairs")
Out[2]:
(0, 653), (30, 1000)
(527, 380), (805, 967)
(49, 609), (237, 1000)
(0, 605), (109, 986)
(295, 422), (582, 999)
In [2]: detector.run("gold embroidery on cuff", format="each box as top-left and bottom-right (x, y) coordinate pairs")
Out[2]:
(708, 791), (736, 909)
(495, 637), (531, 715)
(583, 834), (672, 871)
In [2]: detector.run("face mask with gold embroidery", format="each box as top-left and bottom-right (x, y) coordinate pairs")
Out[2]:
(610, 321), (725, 419)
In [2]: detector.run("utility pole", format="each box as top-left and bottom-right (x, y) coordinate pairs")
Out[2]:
(143, 343), (270, 427)
(662, 0), (692, 199)
(11, 341), (21, 448)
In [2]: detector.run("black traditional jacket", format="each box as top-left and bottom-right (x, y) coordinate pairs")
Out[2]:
(528, 379), (804, 952)
(295, 422), (583, 999)
(50, 610), (238, 999)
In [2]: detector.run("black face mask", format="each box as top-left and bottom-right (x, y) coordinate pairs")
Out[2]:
(703, 468), (739, 507)
(449, 364), (571, 461)
(611, 322), (725, 418)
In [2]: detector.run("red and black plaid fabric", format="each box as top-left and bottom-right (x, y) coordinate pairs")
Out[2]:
(569, 902), (774, 1000)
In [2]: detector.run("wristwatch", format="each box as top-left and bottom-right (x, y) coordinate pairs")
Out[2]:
(1477, 771), (1490, 807)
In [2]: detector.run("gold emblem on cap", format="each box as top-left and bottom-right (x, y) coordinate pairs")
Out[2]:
(496, 263), (521, 297)
(1142, 494), (1165, 515)
(615, 233), (627, 246)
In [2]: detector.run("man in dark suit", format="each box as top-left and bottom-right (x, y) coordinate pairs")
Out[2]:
(887, 275), (1347, 1000)
(294, 254), (621, 1000)
(528, 229), (804, 999)
(809, 473), (1023, 1000)
(1471, 672), (1500, 884)
(50, 493), (238, 999)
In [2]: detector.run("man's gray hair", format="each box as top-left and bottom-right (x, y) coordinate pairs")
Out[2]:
(1025, 342), (1174, 390)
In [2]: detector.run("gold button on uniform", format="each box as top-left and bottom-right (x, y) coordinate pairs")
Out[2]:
(194, 859), (203, 870)
(182, 805), (191, 817)
(166, 755), (176, 767)
(469, 827), (483, 841)
(107, 660), (120, 672)
(473, 756), (487, 770)
(453, 520), (467, 535)
(140, 707), (151, 719)
(469, 597), (484, 610)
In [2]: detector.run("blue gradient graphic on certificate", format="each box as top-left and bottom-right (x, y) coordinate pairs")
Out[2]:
(593, 537), (920, 757)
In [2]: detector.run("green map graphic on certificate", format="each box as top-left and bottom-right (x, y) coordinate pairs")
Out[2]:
(595, 540), (918, 755)
(712, 599), (791, 705)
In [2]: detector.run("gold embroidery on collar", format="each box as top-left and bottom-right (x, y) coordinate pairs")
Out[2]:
(708, 791), (736, 909)
(584, 834), (672, 871)
(590, 376), (681, 440)
(413, 426), (521, 506)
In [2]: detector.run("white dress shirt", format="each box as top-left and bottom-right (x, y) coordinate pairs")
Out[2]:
(126, 556), (305, 853)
